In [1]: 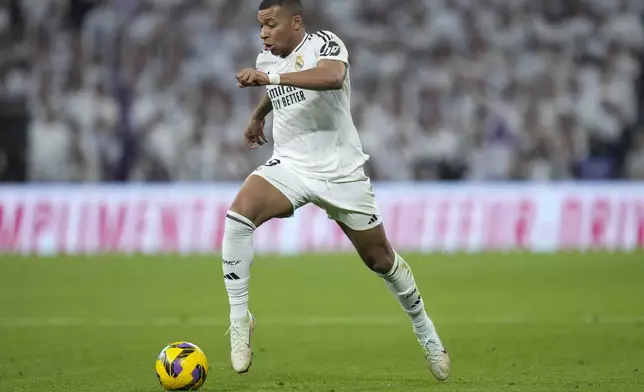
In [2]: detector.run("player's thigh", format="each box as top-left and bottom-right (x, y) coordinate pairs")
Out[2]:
(316, 169), (395, 272)
(317, 167), (382, 231)
(231, 161), (310, 227)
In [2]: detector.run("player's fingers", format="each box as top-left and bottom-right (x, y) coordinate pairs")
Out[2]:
(237, 71), (250, 84)
(244, 136), (256, 149)
(242, 70), (255, 82)
(249, 132), (262, 145)
(245, 131), (260, 147)
(259, 131), (268, 144)
(236, 71), (248, 82)
(243, 73), (256, 85)
(249, 71), (263, 85)
(238, 68), (252, 76)
(240, 79), (253, 88)
(250, 133), (263, 147)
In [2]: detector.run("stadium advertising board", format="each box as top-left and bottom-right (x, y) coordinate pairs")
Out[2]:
(1, 183), (643, 255)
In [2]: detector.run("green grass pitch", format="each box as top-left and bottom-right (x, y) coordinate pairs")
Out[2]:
(1, 252), (643, 392)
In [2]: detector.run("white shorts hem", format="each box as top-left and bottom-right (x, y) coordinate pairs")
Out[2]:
(250, 171), (297, 218)
(334, 217), (382, 232)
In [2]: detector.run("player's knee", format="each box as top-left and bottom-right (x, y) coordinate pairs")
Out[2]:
(361, 243), (396, 275)
(229, 198), (256, 224)
(224, 210), (256, 238)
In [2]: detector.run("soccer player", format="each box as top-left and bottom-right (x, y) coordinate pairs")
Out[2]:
(223, 0), (450, 381)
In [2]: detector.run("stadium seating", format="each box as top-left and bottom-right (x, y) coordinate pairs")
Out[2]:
(1, 0), (643, 182)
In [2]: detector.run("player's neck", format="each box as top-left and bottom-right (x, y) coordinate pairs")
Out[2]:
(282, 31), (306, 58)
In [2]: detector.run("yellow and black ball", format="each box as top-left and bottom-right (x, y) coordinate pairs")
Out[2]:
(155, 342), (209, 391)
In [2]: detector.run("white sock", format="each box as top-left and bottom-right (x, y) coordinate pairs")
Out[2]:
(379, 253), (439, 342)
(222, 211), (255, 320)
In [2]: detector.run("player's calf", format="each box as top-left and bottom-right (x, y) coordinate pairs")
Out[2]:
(339, 222), (450, 381)
(222, 211), (256, 373)
(222, 211), (255, 320)
(339, 223), (396, 274)
(223, 174), (294, 320)
(359, 241), (396, 274)
(380, 252), (451, 381)
(222, 173), (294, 372)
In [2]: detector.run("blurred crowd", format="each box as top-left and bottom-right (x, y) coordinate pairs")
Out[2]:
(1, 0), (644, 182)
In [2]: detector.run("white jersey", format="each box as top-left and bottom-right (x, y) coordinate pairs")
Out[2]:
(256, 30), (369, 180)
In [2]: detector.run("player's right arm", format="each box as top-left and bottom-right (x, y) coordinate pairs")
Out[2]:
(251, 93), (272, 120)
(241, 51), (276, 149)
(244, 94), (271, 149)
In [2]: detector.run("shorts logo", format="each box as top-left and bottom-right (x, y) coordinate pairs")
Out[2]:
(295, 55), (304, 71)
(264, 159), (281, 167)
(320, 41), (340, 57)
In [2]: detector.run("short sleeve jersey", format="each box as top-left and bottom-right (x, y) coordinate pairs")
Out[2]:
(256, 30), (369, 180)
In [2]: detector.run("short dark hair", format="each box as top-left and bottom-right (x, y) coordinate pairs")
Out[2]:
(259, 0), (303, 17)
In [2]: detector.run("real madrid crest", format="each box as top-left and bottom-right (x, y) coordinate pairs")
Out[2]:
(295, 55), (304, 71)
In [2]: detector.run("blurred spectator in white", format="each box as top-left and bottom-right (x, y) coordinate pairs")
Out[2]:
(2, 0), (642, 183)
(28, 101), (81, 181)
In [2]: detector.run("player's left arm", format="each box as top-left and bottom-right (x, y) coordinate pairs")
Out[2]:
(277, 59), (346, 91)
(237, 61), (346, 90)
(237, 32), (349, 91)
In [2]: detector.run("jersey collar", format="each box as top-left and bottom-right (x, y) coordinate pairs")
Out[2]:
(293, 33), (309, 54)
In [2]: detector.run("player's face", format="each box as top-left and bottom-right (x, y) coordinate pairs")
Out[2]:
(258, 6), (301, 57)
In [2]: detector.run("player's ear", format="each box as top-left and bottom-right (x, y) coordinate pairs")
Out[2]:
(292, 15), (302, 31)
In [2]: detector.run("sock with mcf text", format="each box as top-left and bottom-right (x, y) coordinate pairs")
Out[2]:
(378, 253), (442, 345)
(222, 211), (255, 321)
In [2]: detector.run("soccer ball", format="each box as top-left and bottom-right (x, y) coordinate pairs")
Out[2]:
(155, 341), (209, 391)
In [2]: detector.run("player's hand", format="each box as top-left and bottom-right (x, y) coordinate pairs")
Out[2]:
(244, 117), (268, 149)
(236, 68), (269, 88)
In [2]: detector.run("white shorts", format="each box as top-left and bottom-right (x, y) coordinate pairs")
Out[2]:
(251, 159), (382, 231)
